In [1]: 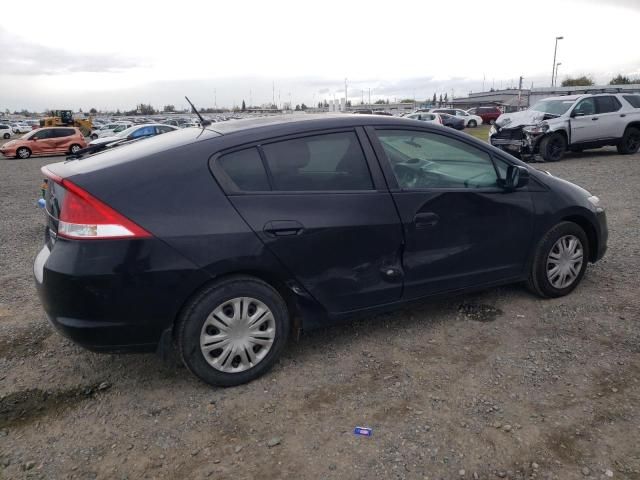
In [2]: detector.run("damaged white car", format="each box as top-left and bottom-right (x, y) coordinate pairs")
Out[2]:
(489, 93), (640, 161)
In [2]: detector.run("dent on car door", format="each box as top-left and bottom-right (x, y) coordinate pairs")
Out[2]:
(367, 127), (534, 299)
(213, 128), (405, 314)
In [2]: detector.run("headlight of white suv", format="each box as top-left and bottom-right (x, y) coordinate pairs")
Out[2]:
(523, 123), (549, 135)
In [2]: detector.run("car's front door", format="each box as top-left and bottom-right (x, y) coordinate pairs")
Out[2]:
(32, 129), (56, 154)
(368, 127), (534, 299)
(213, 128), (404, 314)
(570, 97), (600, 143)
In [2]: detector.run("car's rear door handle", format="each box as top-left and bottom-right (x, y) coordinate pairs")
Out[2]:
(620, 114), (626, 117)
(592, 117), (599, 121)
(414, 212), (439, 229)
(264, 220), (304, 236)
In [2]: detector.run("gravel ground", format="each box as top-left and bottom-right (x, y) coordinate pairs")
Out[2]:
(0, 147), (639, 480)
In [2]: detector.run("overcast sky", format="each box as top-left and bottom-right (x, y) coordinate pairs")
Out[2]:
(0, 0), (639, 111)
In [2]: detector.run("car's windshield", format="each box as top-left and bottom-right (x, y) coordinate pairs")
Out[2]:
(530, 99), (575, 116)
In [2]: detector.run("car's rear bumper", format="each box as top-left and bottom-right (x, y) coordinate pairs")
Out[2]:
(34, 236), (210, 352)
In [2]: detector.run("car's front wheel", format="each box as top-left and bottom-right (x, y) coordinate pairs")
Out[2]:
(539, 133), (567, 162)
(468, 120), (477, 128)
(177, 276), (290, 387)
(527, 221), (589, 298)
(69, 144), (82, 154)
(16, 147), (31, 159)
(3, 133), (9, 139)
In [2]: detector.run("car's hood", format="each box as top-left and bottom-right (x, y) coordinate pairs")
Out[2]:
(495, 110), (548, 129)
(89, 136), (119, 145)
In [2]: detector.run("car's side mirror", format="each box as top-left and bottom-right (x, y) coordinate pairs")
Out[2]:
(504, 165), (529, 189)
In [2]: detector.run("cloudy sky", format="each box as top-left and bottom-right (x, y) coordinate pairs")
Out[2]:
(0, 0), (639, 111)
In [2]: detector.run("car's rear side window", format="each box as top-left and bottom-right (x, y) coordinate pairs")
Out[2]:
(218, 148), (270, 191)
(623, 95), (640, 108)
(595, 96), (622, 113)
(261, 132), (373, 191)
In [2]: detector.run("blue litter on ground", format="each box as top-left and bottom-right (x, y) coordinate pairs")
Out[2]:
(353, 427), (373, 437)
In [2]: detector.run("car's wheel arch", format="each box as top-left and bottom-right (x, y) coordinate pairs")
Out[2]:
(534, 210), (598, 263)
(170, 270), (308, 345)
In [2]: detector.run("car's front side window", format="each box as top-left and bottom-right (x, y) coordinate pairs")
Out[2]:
(261, 131), (373, 191)
(376, 130), (500, 190)
(573, 98), (596, 116)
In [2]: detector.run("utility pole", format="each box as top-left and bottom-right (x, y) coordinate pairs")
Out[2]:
(554, 63), (562, 87)
(518, 76), (524, 109)
(272, 81), (275, 106)
(214, 89), (217, 109)
(344, 78), (348, 111)
(551, 36), (564, 86)
(368, 88), (371, 106)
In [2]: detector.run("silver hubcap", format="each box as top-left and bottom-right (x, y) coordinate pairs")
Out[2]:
(18, 149), (29, 158)
(71, 145), (80, 153)
(546, 235), (583, 289)
(200, 297), (276, 373)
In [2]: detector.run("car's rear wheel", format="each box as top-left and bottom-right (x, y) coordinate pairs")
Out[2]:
(3, 133), (9, 139)
(489, 119), (496, 125)
(177, 276), (290, 387)
(539, 133), (567, 162)
(616, 127), (640, 154)
(16, 147), (31, 159)
(527, 221), (589, 298)
(91, 134), (98, 140)
(468, 120), (477, 128)
(69, 144), (82, 154)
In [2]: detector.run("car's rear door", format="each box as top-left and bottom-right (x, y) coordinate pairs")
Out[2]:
(212, 128), (404, 314)
(594, 96), (626, 139)
(367, 126), (534, 299)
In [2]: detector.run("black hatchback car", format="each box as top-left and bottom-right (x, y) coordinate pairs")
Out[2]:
(36, 115), (607, 386)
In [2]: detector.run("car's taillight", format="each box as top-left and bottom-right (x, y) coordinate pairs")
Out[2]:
(41, 166), (151, 240)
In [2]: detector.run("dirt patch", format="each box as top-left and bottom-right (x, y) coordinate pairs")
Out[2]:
(458, 303), (503, 322)
(0, 383), (109, 429)
(0, 324), (51, 360)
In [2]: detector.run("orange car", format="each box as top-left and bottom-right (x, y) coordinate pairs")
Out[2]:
(0, 127), (87, 159)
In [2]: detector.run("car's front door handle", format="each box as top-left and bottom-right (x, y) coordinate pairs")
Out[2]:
(263, 220), (304, 237)
(620, 114), (626, 118)
(592, 117), (599, 121)
(414, 212), (440, 229)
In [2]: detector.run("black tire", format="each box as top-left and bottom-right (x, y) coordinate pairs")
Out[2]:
(468, 120), (477, 128)
(539, 133), (567, 162)
(527, 221), (589, 298)
(177, 276), (290, 387)
(489, 119), (496, 125)
(3, 133), (9, 139)
(616, 127), (640, 154)
(69, 144), (82, 154)
(91, 134), (98, 140)
(16, 147), (31, 159)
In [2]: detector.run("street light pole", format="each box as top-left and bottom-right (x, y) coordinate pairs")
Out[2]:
(554, 63), (562, 87)
(551, 36), (563, 86)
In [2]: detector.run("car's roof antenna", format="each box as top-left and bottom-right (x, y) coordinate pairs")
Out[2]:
(184, 96), (211, 126)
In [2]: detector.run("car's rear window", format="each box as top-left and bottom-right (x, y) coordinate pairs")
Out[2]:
(218, 148), (270, 191)
(261, 132), (373, 191)
(623, 95), (640, 108)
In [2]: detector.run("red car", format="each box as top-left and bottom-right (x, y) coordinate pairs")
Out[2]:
(0, 127), (86, 159)
(467, 106), (502, 124)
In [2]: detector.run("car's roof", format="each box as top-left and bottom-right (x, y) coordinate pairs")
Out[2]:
(206, 113), (416, 136)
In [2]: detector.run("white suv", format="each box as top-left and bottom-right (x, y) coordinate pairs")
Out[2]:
(490, 93), (640, 161)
